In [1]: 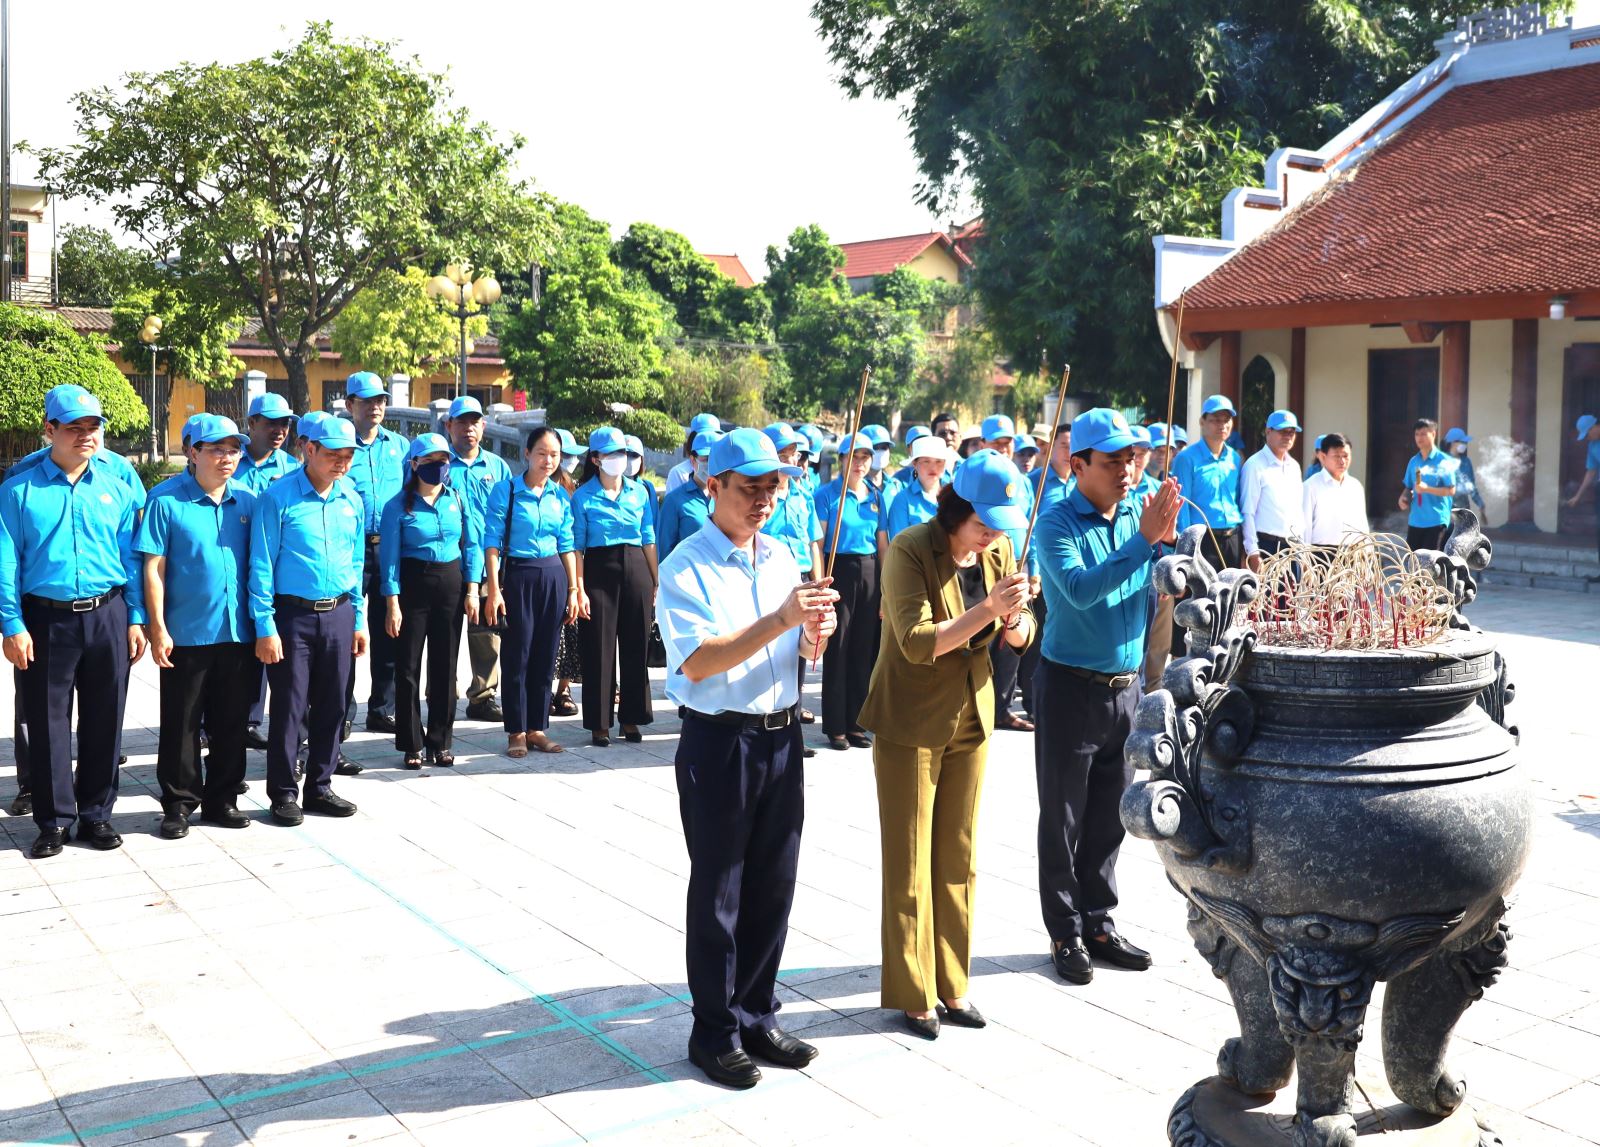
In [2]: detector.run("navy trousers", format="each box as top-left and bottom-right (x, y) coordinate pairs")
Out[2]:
(158, 642), (254, 813)
(346, 538), (397, 723)
(501, 557), (566, 734)
(12, 669), (30, 794)
(267, 600), (354, 805)
(18, 594), (130, 832)
(676, 712), (805, 1055)
(1033, 659), (1138, 945)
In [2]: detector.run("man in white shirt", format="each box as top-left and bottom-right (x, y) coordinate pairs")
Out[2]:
(665, 412), (722, 493)
(1240, 409), (1305, 572)
(1302, 432), (1369, 545)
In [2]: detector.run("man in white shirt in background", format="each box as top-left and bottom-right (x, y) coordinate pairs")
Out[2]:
(1302, 432), (1369, 545)
(1240, 409), (1305, 572)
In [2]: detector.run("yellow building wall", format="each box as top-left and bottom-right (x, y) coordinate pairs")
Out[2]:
(1465, 320), (1512, 528)
(906, 246), (964, 286)
(1531, 319), (1600, 533)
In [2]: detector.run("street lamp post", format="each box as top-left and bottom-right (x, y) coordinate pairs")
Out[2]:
(425, 262), (500, 399)
(138, 313), (164, 459)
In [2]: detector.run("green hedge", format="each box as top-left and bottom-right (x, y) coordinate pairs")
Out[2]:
(0, 304), (148, 437)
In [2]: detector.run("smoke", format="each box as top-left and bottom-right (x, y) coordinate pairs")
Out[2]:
(1469, 435), (1535, 503)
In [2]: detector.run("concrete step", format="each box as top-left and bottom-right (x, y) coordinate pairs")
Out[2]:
(1489, 540), (1594, 565)
(1479, 567), (1599, 594)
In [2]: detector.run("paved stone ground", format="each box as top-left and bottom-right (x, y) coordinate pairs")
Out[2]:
(0, 586), (1594, 1146)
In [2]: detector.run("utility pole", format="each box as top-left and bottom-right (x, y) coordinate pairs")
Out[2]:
(1, 0), (13, 305)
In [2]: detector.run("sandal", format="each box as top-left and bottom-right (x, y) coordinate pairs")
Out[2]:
(506, 734), (528, 760)
(403, 754), (424, 770)
(551, 693), (578, 717)
(997, 713), (1036, 732)
(431, 750), (455, 768)
(527, 731), (564, 755)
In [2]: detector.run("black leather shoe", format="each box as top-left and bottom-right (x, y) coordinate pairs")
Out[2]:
(465, 699), (504, 722)
(199, 805), (250, 829)
(688, 1043), (761, 1089)
(76, 820), (123, 850)
(271, 800), (304, 826)
(846, 732), (873, 749)
(235, 781), (250, 795)
(742, 1026), (817, 1069)
(366, 713), (398, 734)
(159, 811), (189, 840)
(29, 827), (64, 859)
(303, 790), (357, 818)
(827, 736), (849, 751)
(1089, 930), (1153, 971)
(620, 725), (643, 743)
(1053, 940), (1093, 985)
(802, 746), (816, 758)
(8, 791), (31, 817)
(937, 1002), (987, 1029)
(244, 726), (269, 750)
(591, 731), (610, 748)
(334, 756), (364, 776)
(901, 1011), (939, 1040)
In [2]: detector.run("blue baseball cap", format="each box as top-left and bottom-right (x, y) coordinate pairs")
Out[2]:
(407, 432), (451, 460)
(903, 424), (930, 445)
(1201, 395), (1237, 417)
(45, 386), (103, 424)
(762, 422), (806, 451)
(692, 429), (725, 456)
(840, 432), (875, 455)
(861, 424), (892, 448)
(1128, 425), (1152, 448)
(304, 415), (358, 450)
(1444, 427), (1471, 445)
(1071, 408), (1139, 455)
(1314, 434), (1328, 450)
(296, 411), (330, 439)
(1266, 409), (1302, 432)
(624, 434), (644, 457)
(981, 414), (1016, 442)
(345, 371), (386, 399)
(796, 423), (823, 454)
(1578, 414), (1599, 441)
(1148, 422), (1172, 448)
(688, 412), (720, 435)
(248, 393), (296, 421)
(448, 395), (484, 420)
(1015, 433), (1039, 454)
(708, 427), (803, 479)
(589, 426), (627, 455)
(555, 429), (584, 456)
(952, 451), (1030, 531)
(183, 413), (248, 447)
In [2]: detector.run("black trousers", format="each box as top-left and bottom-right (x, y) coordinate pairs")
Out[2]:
(12, 669), (30, 795)
(158, 643), (255, 813)
(1033, 658), (1139, 945)
(1019, 590), (1047, 718)
(822, 553), (879, 737)
(580, 544), (654, 732)
(990, 632), (1022, 721)
(1172, 526), (1243, 657)
(268, 600), (355, 805)
(347, 538), (397, 723)
(502, 556), (566, 734)
(394, 559), (465, 754)
(676, 712), (804, 1054)
(1407, 524), (1448, 552)
(19, 594), (130, 832)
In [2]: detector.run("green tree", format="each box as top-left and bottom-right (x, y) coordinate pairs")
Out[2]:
(330, 267), (489, 380)
(32, 22), (552, 413)
(54, 224), (148, 306)
(919, 325), (997, 418)
(810, 0), (1500, 408)
(660, 346), (787, 428)
(780, 288), (926, 419)
(111, 281), (245, 392)
(764, 224), (847, 328)
(616, 222), (773, 343)
(0, 303), (147, 461)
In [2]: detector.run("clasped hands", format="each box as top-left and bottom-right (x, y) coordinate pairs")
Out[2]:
(781, 576), (840, 647)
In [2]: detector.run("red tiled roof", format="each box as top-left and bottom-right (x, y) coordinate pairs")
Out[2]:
(52, 306), (114, 333)
(1183, 62), (1600, 317)
(701, 254), (755, 288)
(838, 232), (972, 280)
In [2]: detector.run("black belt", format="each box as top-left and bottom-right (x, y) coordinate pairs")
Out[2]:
(24, 586), (122, 613)
(1057, 662), (1138, 691)
(686, 706), (795, 731)
(275, 593), (350, 613)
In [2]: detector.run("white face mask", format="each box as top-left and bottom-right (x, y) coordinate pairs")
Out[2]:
(870, 450), (889, 472)
(600, 455), (629, 478)
(1452, 443), (1467, 455)
(693, 457), (709, 480)
(560, 456), (580, 474)
(627, 456), (642, 477)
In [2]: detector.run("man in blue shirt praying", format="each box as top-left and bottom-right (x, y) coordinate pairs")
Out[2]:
(1399, 417), (1456, 552)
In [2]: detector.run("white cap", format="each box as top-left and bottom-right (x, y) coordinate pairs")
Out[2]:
(909, 436), (955, 463)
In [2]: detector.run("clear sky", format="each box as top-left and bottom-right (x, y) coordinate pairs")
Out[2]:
(10, 0), (965, 280)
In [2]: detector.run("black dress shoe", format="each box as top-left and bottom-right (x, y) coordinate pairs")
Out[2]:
(688, 1043), (761, 1089)
(8, 791), (32, 817)
(465, 698), (504, 722)
(1089, 930), (1153, 971)
(1053, 940), (1093, 985)
(591, 731), (610, 748)
(76, 820), (123, 850)
(236, 781), (250, 795)
(199, 805), (250, 829)
(271, 800), (304, 826)
(846, 732), (873, 749)
(937, 1002), (987, 1029)
(303, 790), (357, 818)
(243, 726), (269, 750)
(334, 756), (364, 776)
(798, 708), (816, 724)
(366, 713), (398, 734)
(901, 1011), (940, 1040)
(29, 827), (64, 859)
(159, 811), (189, 840)
(742, 1026), (817, 1068)
(802, 746), (816, 758)
(827, 736), (849, 751)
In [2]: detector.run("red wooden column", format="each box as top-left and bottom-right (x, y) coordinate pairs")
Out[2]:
(1440, 322), (1471, 433)
(1289, 327), (1307, 461)
(1219, 331), (1241, 407)
(1509, 318), (1538, 523)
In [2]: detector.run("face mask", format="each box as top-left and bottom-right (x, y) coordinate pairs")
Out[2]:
(693, 458), (709, 480)
(560, 456), (580, 474)
(1453, 443), (1467, 455)
(415, 460), (447, 485)
(627, 457), (642, 477)
(870, 450), (889, 472)
(600, 455), (629, 478)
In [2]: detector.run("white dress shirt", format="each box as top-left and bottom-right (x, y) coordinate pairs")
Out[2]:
(664, 457), (695, 494)
(1240, 447), (1305, 554)
(1301, 469), (1370, 545)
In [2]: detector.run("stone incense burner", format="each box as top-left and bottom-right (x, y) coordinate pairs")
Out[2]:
(1122, 513), (1528, 1147)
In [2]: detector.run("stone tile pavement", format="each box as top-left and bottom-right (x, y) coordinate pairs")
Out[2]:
(0, 586), (1594, 1146)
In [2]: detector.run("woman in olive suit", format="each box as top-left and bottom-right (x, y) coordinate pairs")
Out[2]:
(857, 451), (1036, 1040)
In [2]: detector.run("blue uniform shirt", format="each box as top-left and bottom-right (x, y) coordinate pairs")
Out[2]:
(658, 521), (803, 714)
(135, 473), (256, 646)
(378, 485), (482, 598)
(1035, 488), (1156, 674)
(248, 470), (367, 637)
(448, 447), (513, 537)
(813, 478), (886, 556)
(484, 476), (575, 560)
(1171, 441), (1243, 531)
(347, 426), (409, 535)
(762, 483), (822, 572)
(1451, 453), (1485, 510)
(5, 444), (145, 501)
(1128, 472), (1161, 505)
(1030, 465), (1076, 522)
(236, 447), (297, 495)
(1405, 448), (1457, 528)
(658, 480), (713, 558)
(885, 482), (940, 539)
(0, 457), (148, 636)
(1588, 440), (1600, 474)
(571, 477), (657, 550)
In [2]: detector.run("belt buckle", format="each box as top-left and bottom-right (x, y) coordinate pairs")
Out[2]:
(1108, 672), (1136, 690)
(761, 710), (789, 731)
(70, 596), (97, 613)
(312, 597), (338, 612)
